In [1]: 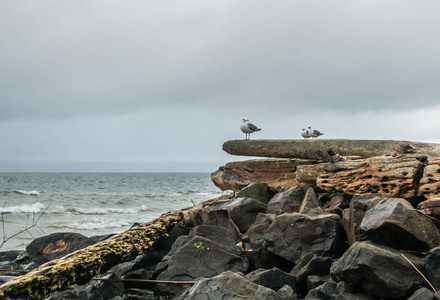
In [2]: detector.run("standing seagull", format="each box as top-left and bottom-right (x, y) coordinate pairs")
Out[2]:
(301, 128), (310, 139)
(241, 118), (261, 140)
(308, 125), (324, 139)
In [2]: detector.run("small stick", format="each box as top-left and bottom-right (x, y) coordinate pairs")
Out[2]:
(91, 278), (197, 284)
(400, 253), (436, 293)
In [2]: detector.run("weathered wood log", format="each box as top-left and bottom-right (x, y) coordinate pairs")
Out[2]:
(223, 139), (440, 160)
(210, 159), (309, 192)
(418, 198), (440, 220)
(418, 158), (440, 198)
(212, 154), (431, 198)
(316, 155), (427, 198)
(0, 211), (182, 299)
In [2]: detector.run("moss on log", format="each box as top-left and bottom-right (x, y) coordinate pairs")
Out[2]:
(0, 211), (182, 300)
(223, 139), (440, 160)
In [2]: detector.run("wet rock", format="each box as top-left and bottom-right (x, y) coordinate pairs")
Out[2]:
(267, 186), (306, 214)
(264, 212), (347, 264)
(0, 250), (22, 262)
(236, 182), (273, 204)
(359, 198), (440, 252)
(341, 194), (388, 245)
(246, 267), (298, 293)
(331, 241), (425, 299)
(26, 232), (94, 265)
(155, 225), (249, 295)
(174, 271), (281, 300)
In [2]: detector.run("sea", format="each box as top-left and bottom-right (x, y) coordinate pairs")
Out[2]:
(0, 173), (223, 251)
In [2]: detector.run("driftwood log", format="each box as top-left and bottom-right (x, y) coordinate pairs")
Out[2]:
(223, 139), (440, 160)
(0, 211), (181, 299)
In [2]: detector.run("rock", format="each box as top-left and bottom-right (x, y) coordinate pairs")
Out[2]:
(0, 276), (17, 285)
(214, 197), (267, 233)
(418, 197), (440, 221)
(174, 271), (282, 300)
(155, 225), (249, 295)
(277, 284), (299, 300)
(211, 159), (300, 192)
(317, 155), (426, 198)
(191, 208), (241, 242)
(341, 194), (387, 245)
(43, 290), (81, 300)
(305, 281), (336, 300)
(299, 187), (320, 213)
(89, 233), (116, 244)
(264, 212), (347, 264)
(0, 250), (23, 262)
(359, 198), (440, 252)
(331, 241), (426, 299)
(26, 232), (94, 265)
(322, 193), (352, 216)
(306, 275), (332, 292)
(267, 186), (306, 214)
(291, 253), (333, 294)
(222, 139), (440, 160)
(418, 158), (440, 198)
(407, 287), (435, 300)
(246, 267), (298, 293)
(425, 246), (440, 292)
(111, 249), (167, 278)
(236, 182), (273, 204)
(242, 213), (293, 270)
(85, 271), (124, 300)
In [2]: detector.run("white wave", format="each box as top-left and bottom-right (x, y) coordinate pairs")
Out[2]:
(72, 205), (149, 215)
(58, 219), (131, 230)
(2, 202), (46, 213)
(15, 190), (41, 196)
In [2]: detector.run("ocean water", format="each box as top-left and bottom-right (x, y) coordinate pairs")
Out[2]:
(0, 173), (222, 251)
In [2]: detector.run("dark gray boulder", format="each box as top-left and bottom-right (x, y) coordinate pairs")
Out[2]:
(359, 198), (440, 251)
(264, 212), (347, 264)
(425, 246), (440, 292)
(214, 197), (267, 233)
(299, 187), (320, 213)
(277, 284), (299, 300)
(246, 267), (298, 293)
(0, 250), (22, 262)
(26, 232), (94, 265)
(291, 253), (333, 293)
(322, 193), (352, 216)
(407, 287), (435, 300)
(155, 225), (249, 295)
(236, 182), (273, 204)
(85, 271), (124, 300)
(242, 213), (294, 270)
(191, 208), (241, 242)
(341, 194), (387, 245)
(331, 241), (426, 299)
(174, 271), (282, 300)
(267, 186), (306, 214)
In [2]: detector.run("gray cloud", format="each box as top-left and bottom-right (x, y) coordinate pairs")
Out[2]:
(1, 1), (440, 171)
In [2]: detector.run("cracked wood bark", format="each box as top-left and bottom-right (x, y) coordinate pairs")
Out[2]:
(0, 211), (182, 300)
(223, 139), (440, 160)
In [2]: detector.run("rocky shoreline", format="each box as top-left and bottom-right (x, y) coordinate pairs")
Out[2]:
(1, 139), (440, 299)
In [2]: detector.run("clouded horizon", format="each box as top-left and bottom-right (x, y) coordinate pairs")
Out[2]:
(2, 1), (440, 172)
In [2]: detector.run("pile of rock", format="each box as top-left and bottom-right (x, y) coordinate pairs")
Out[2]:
(2, 181), (439, 299)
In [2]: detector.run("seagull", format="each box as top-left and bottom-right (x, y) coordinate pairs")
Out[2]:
(301, 128), (310, 139)
(308, 125), (324, 139)
(241, 118), (261, 140)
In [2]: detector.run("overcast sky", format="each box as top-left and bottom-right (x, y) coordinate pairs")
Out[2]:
(1, 1), (440, 172)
